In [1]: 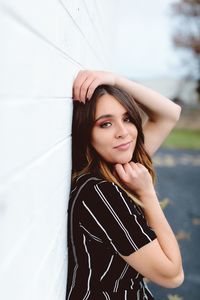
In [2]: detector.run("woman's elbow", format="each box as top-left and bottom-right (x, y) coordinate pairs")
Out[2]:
(166, 268), (185, 289)
(173, 103), (182, 123)
(163, 103), (181, 129)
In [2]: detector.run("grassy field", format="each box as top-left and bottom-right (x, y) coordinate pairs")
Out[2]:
(162, 129), (200, 150)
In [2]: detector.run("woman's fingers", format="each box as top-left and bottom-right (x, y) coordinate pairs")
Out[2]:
(130, 161), (139, 169)
(73, 70), (88, 101)
(72, 70), (116, 102)
(73, 70), (97, 102)
(115, 163), (137, 183)
(115, 164), (127, 181)
(79, 77), (95, 102)
(131, 162), (147, 172)
(123, 163), (135, 175)
(86, 78), (101, 100)
(80, 78), (102, 102)
(115, 162), (153, 196)
(115, 162), (147, 180)
(72, 70), (85, 101)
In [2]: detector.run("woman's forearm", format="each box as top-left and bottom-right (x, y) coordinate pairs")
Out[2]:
(114, 75), (181, 123)
(141, 191), (183, 275)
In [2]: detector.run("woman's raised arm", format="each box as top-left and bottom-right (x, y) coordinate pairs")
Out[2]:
(72, 70), (181, 156)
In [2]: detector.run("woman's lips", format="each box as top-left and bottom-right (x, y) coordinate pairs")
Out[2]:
(114, 142), (131, 151)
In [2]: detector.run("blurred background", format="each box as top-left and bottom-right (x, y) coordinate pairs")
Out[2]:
(0, 0), (199, 299)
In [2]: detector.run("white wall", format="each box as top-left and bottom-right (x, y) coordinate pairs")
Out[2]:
(0, 1), (115, 299)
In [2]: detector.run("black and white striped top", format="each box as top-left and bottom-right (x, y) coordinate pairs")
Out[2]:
(66, 173), (157, 299)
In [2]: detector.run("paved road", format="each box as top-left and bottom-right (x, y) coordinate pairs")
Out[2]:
(148, 149), (200, 300)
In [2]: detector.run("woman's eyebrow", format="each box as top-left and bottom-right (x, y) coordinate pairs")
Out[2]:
(95, 114), (113, 122)
(95, 112), (128, 122)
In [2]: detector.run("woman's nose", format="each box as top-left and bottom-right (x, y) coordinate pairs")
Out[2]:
(115, 123), (128, 138)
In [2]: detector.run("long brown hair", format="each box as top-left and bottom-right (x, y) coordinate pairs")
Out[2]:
(72, 85), (156, 206)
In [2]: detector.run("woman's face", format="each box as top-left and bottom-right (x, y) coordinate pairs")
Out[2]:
(91, 94), (138, 165)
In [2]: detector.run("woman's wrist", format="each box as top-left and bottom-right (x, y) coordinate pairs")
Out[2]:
(138, 190), (160, 210)
(137, 187), (157, 199)
(114, 75), (132, 90)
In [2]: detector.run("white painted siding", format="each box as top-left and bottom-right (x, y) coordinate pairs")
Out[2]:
(0, 1), (115, 299)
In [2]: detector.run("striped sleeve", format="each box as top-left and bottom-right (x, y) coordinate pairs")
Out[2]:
(82, 181), (157, 256)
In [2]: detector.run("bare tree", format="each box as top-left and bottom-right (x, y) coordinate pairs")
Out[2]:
(170, 0), (200, 102)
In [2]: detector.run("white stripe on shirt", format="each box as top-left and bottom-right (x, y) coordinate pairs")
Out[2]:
(95, 184), (138, 251)
(112, 183), (132, 215)
(100, 254), (114, 281)
(82, 201), (119, 253)
(133, 214), (152, 242)
(103, 291), (111, 300)
(113, 263), (129, 292)
(82, 234), (91, 300)
(125, 290), (128, 300)
(79, 224), (103, 243)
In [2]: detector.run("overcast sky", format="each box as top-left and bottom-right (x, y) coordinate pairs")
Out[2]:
(110, 0), (181, 79)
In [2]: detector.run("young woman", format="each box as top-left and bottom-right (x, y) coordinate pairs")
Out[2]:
(66, 70), (184, 299)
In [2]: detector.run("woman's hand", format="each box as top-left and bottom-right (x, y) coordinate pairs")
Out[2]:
(73, 70), (117, 103)
(115, 162), (156, 202)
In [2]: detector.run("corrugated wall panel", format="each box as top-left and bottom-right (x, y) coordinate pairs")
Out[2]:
(0, 0), (115, 299)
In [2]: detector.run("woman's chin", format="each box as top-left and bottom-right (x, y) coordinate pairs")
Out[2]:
(105, 153), (133, 165)
(113, 157), (133, 165)
(119, 154), (133, 164)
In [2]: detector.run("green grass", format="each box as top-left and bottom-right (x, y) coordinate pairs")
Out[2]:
(162, 129), (200, 150)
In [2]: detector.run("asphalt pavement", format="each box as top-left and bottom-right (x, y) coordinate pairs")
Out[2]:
(148, 148), (200, 300)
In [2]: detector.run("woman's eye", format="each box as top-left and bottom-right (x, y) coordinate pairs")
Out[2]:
(100, 122), (112, 128)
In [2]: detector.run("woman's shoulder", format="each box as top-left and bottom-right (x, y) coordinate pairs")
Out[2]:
(72, 172), (105, 187)
(71, 172), (123, 197)
(71, 173), (105, 194)
(72, 172), (126, 191)
(71, 172), (133, 205)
